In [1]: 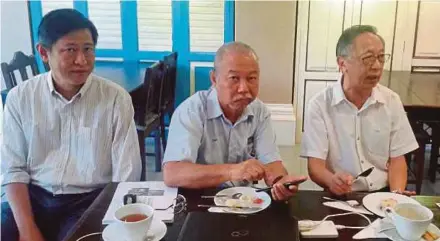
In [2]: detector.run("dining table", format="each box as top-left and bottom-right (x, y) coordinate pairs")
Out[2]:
(379, 71), (440, 121)
(63, 182), (440, 241)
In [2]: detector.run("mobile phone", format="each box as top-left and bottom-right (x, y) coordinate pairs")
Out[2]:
(283, 178), (308, 188)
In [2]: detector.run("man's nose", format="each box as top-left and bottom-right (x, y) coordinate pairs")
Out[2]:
(74, 51), (87, 65)
(371, 57), (382, 70)
(237, 79), (250, 93)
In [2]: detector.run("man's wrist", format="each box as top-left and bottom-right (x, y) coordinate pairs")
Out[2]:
(223, 164), (234, 182)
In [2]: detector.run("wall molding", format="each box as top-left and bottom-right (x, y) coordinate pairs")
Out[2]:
(190, 61), (214, 95)
(266, 103), (295, 146)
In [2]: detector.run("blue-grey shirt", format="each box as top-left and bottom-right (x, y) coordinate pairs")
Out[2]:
(163, 88), (281, 166)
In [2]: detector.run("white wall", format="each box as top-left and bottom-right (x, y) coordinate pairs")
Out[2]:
(235, 1), (296, 104)
(1, 0), (33, 89)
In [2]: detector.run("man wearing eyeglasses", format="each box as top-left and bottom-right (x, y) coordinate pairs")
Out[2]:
(301, 25), (418, 196)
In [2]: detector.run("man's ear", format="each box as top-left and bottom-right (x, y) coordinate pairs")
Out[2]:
(337, 56), (346, 73)
(37, 44), (49, 63)
(210, 69), (217, 87)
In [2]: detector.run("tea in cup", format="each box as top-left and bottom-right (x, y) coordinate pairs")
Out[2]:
(385, 203), (433, 241)
(114, 203), (154, 241)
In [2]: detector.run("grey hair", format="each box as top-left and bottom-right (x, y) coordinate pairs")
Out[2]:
(336, 25), (385, 57)
(214, 41), (258, 71)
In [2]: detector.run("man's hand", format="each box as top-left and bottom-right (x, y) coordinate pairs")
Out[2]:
(229, 159), (265, 183)
(271, 175), (308, 201)
(19, 223), (45, 241)
(328, 172), (353, 196)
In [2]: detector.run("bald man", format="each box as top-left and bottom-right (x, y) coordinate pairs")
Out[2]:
(162, 42), (307, 201)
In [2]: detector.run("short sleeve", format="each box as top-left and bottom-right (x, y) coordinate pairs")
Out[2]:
(254, 107), (281, 164)
(162, 103), (204, 164)
(389, 95), (418, 158)
(300, 98), (329, 160)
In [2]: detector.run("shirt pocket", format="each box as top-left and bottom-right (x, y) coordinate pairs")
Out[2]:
(244, 136), (256, 160)
(362, 121), (390, 158)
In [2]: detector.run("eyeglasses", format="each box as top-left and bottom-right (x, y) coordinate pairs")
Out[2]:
(360, 53), (391, 66)
(155, 194), (187, 215)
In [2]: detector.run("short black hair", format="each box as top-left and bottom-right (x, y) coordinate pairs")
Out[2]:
(38, 8), (98, 48)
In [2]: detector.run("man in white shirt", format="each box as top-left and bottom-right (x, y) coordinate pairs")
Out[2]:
(301, 25), (418, 196)
(1, 9), (141, 241)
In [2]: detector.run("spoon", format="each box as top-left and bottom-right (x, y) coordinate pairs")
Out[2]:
(355, 167), (374, 180)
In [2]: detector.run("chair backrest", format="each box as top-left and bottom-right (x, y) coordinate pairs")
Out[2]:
(144, 61), (165, 115)
(162, 52), (178, 110)
(130, 84), (148, 125)
(1, 51), (40, 89)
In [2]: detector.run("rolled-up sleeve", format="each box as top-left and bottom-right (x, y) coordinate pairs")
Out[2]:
(1, 90), (30, 185)
(163, 103), (203, 164)
(389, 95), (418, 158)
(254, 108), (281, 164)
(111, 91), (141, 182)
(300, 98), (329, 160)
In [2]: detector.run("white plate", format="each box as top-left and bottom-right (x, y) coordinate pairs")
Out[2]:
(383, 223), (440, 241)
(102, 217), (167, 241)
(362, 192), (421, 217)
(214, 187), (271, 214)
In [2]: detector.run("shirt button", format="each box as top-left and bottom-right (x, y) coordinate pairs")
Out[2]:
(357, 137), (360, 140)
(370, 183), (373, 187)
(361, 160), (364, 164)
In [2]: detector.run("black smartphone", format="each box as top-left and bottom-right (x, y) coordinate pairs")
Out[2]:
(282, 178), (308, 188)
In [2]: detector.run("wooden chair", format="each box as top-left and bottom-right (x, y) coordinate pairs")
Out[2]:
(162, 52), (178, 118)
(405, 122), (430, 194)
(427, 122), (440, 183)
(130, 61), (166, 178)
(158, 52), (178, 151)
(1, 51), (39, 89)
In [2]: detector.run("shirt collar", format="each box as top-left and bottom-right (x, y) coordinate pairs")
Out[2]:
(206, 88), (255, 121)
(332, 76), (386, 106)
(46, 71), (93, 99)
(207, 88), (223, 119)
(331, 77), (346, 106)
(371, 85), (386, 104)
(47, 71), (55, 93)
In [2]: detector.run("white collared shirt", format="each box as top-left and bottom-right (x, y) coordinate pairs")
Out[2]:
(301, 80), (418, 191)
(1, 71), (141, 194)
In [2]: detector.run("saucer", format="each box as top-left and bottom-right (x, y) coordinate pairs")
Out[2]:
(102, 217), (167, 241)
(382, 223), (440, 241)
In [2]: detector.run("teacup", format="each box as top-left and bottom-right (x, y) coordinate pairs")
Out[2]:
(114, 203), (154, 241)
(385, 203), (433, 241)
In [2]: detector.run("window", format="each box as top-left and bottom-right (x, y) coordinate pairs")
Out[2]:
(189, 1), (224, 52)
(88, 1), (122, 49)
(137, 0), (172, 52)
(29, 0), (234, 102)
(41, 0), (73, 15)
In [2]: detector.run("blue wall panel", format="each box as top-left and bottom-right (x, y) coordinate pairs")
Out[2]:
(194, 66), (212, 92)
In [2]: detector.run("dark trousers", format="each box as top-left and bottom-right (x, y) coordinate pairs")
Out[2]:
(376, 186), (391, 192)
(1, 184), (102, 241)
